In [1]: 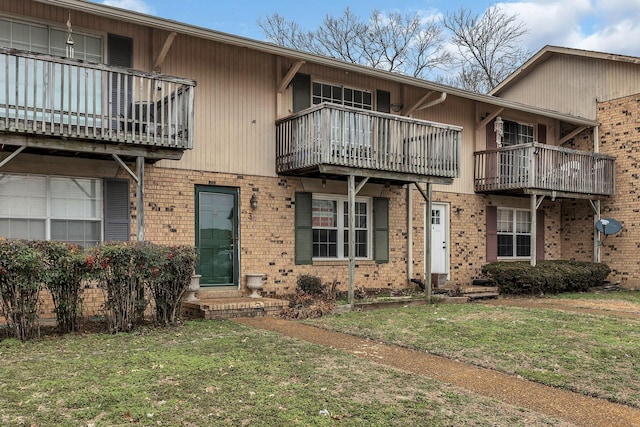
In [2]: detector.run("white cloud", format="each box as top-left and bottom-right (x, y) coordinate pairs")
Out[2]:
(496, 0), (640, 56)
(101, 0), (154, 15)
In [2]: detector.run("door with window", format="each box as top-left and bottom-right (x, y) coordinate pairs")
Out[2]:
(429, 203), (449, 275)
(195, 186), (239, 287)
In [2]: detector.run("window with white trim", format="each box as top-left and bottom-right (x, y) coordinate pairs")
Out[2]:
(503, 119), (534, 146)
(497, 208), (531, 258)
(0, 17), (103, 62)
(312, 195), (370, 259)
(0, 173), (102, 247)
(312, 82), (372, 110)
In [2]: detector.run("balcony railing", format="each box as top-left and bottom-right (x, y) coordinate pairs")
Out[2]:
(276, 103), (462, 180)
(474, 142), (615, 196)
(0, 47), (195, 150)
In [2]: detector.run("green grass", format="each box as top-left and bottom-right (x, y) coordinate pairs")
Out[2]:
(551, 290), (640, 303)
(0, 320), (566, 426)
(306, 299), (640, 407)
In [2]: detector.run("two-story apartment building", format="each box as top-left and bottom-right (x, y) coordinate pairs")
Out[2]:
(0, 1), (616, 315)
(492, 46), (640, 288)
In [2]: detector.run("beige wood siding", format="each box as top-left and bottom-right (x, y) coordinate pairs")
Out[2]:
(497, 55), (640, 120)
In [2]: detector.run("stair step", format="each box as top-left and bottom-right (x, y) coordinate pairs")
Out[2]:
(465, 292), (500, 300)
(196, 289), (243, 299)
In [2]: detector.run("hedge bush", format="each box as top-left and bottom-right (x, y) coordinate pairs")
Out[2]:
(481, 260), (611, 295)
(0, 239), (45, 341)
(30, 241), (90, 333)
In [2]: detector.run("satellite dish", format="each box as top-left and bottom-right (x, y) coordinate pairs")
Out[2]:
(595, 218), (622, 235)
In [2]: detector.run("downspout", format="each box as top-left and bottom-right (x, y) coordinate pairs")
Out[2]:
(407, 184), (413, 283)
(415, 92), (447, 112)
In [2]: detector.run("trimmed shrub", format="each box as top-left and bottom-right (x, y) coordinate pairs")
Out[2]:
(481, 260), (611, 295)
(146, 245), (197, 326)
(88, 242), (152, 333)
(0, 239), (45, 341)
(296, 274), (324, 295)
(30, 241), (90, 333)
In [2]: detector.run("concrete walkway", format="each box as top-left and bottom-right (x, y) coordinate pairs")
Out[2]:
(237, 316), (640, 427)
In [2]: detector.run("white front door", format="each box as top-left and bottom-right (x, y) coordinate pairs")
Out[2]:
(429, 203), (449, 275)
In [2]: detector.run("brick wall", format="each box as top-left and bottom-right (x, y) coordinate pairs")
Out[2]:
(596, 94), (640, 288)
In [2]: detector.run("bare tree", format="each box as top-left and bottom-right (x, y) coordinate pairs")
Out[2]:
(258, 8), (451, 79)
(442, 6), (530, 93)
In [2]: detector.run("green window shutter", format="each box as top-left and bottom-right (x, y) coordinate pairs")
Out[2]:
(373, 197), (389, 264)
(292, 73), (311, 113)
(295, 192), (313, 264)
(104, 179), (130, 242)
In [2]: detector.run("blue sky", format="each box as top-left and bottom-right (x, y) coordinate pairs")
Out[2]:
(98, 0), (640, 57)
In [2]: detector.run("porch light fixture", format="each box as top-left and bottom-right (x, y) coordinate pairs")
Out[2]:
(391, 103), (403, 112)
(250, 193), (258, 210)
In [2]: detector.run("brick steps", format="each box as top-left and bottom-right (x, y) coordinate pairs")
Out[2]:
(182, 297), (289, 320)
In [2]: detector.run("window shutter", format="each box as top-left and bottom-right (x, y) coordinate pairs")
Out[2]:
(373, 197), (389, 264)
(486, 206), (498, 262)
(537, 124), (547, 144)
(536, 210), (545, 260)
(104, 179), (130, 241)
(295, 192), (313, 265)
(486, 118), (497, 149)
(108, 34), (133, 128)
(376, 90), (391, 114)
(292, 73), (311, 113)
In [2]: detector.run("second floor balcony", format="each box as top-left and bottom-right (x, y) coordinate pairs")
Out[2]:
(276, 103), (462, 184)
(474, 142), (615, 197)
(0, 47), (195, 159)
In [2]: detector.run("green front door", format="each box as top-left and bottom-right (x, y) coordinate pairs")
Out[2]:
(195, 186), (239, 287)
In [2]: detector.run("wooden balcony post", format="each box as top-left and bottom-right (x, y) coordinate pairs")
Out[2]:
(137, 156), (145, 242)
(348, 174), (355, 309)
(530, 194), (536, 266)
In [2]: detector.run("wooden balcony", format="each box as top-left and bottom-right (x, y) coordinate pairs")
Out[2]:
(276, 103), (462, 184)
(474, 142), (615, 198)
(0, 47), (195, 161)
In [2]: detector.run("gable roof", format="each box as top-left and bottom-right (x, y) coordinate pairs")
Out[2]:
(35, 0), (597, 127)
(491, 45), (640, 96)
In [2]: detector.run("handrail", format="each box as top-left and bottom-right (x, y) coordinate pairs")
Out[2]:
(0, 47), (196, 150)
(276, 103), (462, 178)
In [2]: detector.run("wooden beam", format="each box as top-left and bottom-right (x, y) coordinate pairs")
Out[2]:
(277, 60), (305, 94)
(318, 165), (454, 185)
(475, 108), (505, 131)
(0, 146), (25, 169)
(0, 135), (185, 161)
(531, 194), (537, 267)
(413, 182), (430, 202)
(111, 154), (139, 183)
(559, 126), (587, 145)
(424, 183), (432, 302)
(136, 156), (145, 242)
(153, 31), (177, 72)
(348, 174), (355, 309)
(404, 91), (433, 116)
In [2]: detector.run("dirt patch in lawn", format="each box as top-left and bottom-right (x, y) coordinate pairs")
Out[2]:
(237, 316), (640, 427)
(483, 297), (640, 319)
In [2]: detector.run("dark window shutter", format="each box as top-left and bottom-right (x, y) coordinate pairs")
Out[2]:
(104, 179), (130, 241)
(376, 90), (391, 114)
(292, 73), (311, 113)
(536, 210), (545, 260)
(537, 124), (547, 144)
(295, 192), (313, 264)
(373, 197), (389, 264)
(486, 206), (498, 262)
(486, 118), (497, 149)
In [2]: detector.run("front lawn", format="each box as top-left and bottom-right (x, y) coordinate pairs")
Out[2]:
(306, 293), (640, 407)
(0, 320), (565, 426)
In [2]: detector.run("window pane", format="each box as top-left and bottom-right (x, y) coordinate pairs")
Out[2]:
(516, 211), (531, 233)
(497, 209), (513, 232)
(51, 220), (101, 247)
(0, 218), (45, 240)
(516, 235), (531, 257)
(313, 229), (337, 258)
(497, 234), (513, 257)
(345, 229), (368, 257)
(312, 199), (337, 227)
